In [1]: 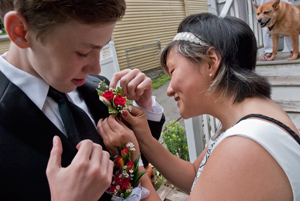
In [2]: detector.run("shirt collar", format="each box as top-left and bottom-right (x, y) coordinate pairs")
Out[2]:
(0, 52), (49, 110)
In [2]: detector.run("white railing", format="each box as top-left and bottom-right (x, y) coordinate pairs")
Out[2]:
(220, 0), (263, 48)
(99, 39), (120, 81)
(186, 0), (263, 162)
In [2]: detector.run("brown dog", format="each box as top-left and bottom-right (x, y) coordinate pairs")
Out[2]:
(254, 0), (300, 60)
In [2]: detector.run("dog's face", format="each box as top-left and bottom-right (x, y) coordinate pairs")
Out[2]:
(254, 0), (280, 28)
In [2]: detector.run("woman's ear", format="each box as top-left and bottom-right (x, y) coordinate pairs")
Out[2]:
(206, 47), (221, 78)
(4, 11), (29, 49)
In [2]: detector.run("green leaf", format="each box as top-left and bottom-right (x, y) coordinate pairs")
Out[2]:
(126, 99), (133, 106)
(116, 87), (122, 95)
(133, 154), (141, 167)
(96, 88), (104, 96)
(133, 170), (147, 186)
(124, 191), (132, 199)
(108, 106), (119, 114)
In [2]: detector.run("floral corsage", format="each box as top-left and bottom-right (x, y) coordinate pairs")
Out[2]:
(109, 142), (149, 201)
(96, 80), (132, 118)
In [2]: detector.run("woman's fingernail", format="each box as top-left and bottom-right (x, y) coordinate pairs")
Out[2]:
(123, 111), (128, 117)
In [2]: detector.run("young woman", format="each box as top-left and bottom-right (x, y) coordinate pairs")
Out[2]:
(98, 13), (300, 201)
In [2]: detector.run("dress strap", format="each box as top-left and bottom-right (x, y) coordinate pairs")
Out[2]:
(237, 114), (300, 145)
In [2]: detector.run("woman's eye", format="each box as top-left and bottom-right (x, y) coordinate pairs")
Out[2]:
(169, 69), (174, 76)
(76, 52), (89, 57)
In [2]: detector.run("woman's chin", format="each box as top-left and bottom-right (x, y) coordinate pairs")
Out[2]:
(180, 110), (203, 119)
(179, 112), (190, 119)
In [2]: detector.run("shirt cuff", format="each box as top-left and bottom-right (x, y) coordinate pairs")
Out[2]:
(133, 96), (164, 122)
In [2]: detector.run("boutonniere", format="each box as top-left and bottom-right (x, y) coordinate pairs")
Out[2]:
(96, 80), (132, 118)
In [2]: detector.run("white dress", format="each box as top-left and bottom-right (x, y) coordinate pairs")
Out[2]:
(191, 118), (300, 201)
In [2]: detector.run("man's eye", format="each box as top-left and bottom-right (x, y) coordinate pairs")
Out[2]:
(76, 52), (89, 57)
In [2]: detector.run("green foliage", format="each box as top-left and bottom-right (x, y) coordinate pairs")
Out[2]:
(152, 74), (171, 90)
(162, 121), (189, 161)
(151, 165), (165, 190)
(0, 20), (6, 35)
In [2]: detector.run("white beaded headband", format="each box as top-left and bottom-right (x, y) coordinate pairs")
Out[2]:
(173, 32), (209, 47)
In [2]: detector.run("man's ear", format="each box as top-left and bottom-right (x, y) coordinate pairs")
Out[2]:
(4, 11), (29, 49)
(206, 47), (221, 78)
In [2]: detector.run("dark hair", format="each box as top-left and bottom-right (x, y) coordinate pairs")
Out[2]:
(160, 13), (270, 103)
(0, 0), (126, 41)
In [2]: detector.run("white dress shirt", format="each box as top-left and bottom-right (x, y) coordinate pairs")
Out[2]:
(0, 52), (163, 137)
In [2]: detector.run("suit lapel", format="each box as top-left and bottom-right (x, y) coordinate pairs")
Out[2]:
(0, 71), (77, 166)
(77, 75), (110, 123)
(76, 75), (109, 148)
(0, 72), (109, 164)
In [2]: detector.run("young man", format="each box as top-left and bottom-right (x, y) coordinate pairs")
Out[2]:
(0, 1), (164, 200)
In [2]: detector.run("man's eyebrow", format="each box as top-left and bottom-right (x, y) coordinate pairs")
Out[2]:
(88, 44), (102, 49)
(86, 39), (112, 49)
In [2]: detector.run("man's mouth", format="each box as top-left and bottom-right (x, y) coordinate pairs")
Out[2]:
(260, 18), (271, 28)
(72, 78), (86, 86)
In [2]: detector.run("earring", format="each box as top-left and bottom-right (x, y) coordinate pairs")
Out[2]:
(209, 73), (212, 77)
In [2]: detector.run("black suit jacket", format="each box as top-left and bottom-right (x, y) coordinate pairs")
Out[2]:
(0, 71), (164, 201)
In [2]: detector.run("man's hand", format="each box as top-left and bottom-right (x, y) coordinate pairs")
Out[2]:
(109, 69), (153, 111)
(46, 136), (113, 201)
(97, 115), (141, 160)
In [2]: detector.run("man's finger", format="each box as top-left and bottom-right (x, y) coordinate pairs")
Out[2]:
(74, 140), (93, 162)
(47, 136), (63, 172)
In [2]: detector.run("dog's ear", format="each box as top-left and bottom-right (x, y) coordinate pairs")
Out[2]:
(253, 4), (259, 9)
(273, 0), (280, 10)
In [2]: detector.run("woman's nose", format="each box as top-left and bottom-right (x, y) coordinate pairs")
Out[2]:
(166, 82), (174, 97)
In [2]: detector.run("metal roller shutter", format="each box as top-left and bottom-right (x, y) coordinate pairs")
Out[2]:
(112, 0), (186, 71)
(186, 0), (208, 15)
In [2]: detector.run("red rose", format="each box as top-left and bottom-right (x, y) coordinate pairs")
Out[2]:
(121, 148), (129, 158)
(114, 95), (126, 107)
(127, 161), (134, 170)
(114, 173), (122, 185)
(109, 185), (117, 193)
(101, 91), (114, 101)
(115, 156), (124, 169)
(120, 178), (131, 190)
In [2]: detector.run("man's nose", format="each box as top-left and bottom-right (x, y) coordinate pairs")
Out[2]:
(90, 54), (101, 75)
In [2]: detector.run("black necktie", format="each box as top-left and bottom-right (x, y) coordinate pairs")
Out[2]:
(47, 87), (101, 146)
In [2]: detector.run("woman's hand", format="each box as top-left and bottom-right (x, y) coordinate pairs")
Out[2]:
(97, 115), (140, 160)
(109, 69), (153, 111)
(120, 106), (153, 143)
(46, 136), (113, 201)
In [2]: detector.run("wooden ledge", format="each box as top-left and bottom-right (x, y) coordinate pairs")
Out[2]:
(256, 52), (300, 66)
